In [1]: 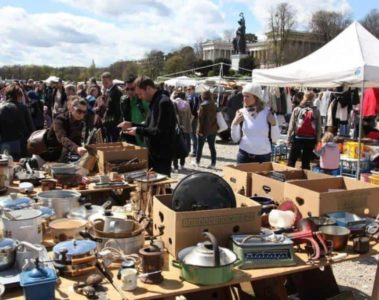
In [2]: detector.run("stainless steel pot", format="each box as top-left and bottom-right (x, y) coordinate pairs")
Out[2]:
(0, 237), (17, 271)
(37, 190), (81, 218)
(67, 201), (111, 220)
(2, 209), (43, 244)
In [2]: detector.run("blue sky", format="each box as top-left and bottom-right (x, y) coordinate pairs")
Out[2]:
(0, 0), (377, 67)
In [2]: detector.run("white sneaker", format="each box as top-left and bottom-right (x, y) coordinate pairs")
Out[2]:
(207, 164), (216, 169)
(191, 161), (200, 167)
(173, 168), (179, 173)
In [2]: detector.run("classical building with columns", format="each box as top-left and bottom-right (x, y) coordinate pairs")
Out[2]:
(202, 31), (324, 68)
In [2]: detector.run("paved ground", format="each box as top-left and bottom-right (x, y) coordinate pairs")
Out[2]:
(170, 137), (378, 299)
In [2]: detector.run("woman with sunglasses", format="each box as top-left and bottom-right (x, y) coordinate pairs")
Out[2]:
(40, 96), (87, 162)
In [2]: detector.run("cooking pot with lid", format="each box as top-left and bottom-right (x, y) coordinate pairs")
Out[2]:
(172, 232), (238, 285)
(37, 190), (81, 218)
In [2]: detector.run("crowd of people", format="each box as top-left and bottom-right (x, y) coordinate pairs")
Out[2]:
(0, 73), (377, 177)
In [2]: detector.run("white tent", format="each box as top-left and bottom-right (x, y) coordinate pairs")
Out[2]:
(252, 22), (379, 88)
(164, 76), (199, 87)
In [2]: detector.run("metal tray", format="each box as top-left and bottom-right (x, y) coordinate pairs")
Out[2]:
(134, 173), (167, 183)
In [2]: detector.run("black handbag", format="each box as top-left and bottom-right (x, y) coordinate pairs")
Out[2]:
(173, 103), (190, 159)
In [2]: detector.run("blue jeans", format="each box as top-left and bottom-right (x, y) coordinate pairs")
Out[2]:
(237, 149), (271, 164)
(196, 134), (216, 166)
(190, 118), (198, 155)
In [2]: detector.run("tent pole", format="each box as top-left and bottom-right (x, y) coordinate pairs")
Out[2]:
(217, 63), (223, 107)
(356, 81), (365, 180)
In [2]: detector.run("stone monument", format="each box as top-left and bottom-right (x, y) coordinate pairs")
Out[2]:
(231, 12), (248, 71)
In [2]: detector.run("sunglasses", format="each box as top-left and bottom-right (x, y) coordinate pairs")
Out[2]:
(74, 108), (86, 115)
(125, 87), (135, 91)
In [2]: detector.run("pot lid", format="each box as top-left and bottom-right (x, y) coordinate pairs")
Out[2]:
(5, 208), (42, 221)
(0, 237), (17, 249)
(49, 218), (87, 230)
(172, 172), (236, 211)
(180, 243), (237, 267)
(20, 266), (57, 286)
(68, 203), (104, 219)
(0, 193), (31, 210)
(53, 240), (96, 256)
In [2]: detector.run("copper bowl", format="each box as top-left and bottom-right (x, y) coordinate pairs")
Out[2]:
(319, 225), (350, 251)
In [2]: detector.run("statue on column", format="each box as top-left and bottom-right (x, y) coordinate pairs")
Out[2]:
(232, 12), (246, 54)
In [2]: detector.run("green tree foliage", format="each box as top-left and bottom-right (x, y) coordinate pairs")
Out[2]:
(361, 9), (379, 38)
(309, 10), (352, 43)
(245, 33), (258, 43)
(193, 59), (213, 76)
(164, 54), (185, 75)
(213, 58), (231, 75)
(239, 56), (255, 75)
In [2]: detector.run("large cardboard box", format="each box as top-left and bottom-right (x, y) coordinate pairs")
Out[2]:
(284, 177), (379, 217)
(153, 193), (261, 257)
(223, 162), (296, 196)
(88, 143), (148, 174)
(251, 170), (332, 203)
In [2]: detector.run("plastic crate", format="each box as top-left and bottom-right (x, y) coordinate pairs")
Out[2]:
(369, 176), (379, 185)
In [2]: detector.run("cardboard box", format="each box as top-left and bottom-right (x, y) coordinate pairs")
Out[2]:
(88, 143), (148, 174)
(283, 177), (379, 217)
(153, 193), (261, 257)
(251, 170), (332, 203)
(223, 162), (296, 196)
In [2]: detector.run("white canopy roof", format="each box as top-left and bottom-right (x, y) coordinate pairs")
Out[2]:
(164, 76), (199, 87)
(252, 22), (379, 88)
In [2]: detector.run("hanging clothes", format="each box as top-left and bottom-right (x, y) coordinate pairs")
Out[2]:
(363, 88), (379, 117)
(319, 90), (332, 117)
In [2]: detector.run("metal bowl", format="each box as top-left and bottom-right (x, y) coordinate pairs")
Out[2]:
(319, 225), (350, 251)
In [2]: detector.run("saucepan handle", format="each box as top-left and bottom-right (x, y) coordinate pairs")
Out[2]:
(172, 260), (182, 269)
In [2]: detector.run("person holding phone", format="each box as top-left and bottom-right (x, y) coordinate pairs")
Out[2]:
(231, 83), (276, 163)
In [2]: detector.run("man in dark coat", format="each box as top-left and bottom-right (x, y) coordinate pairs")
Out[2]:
(118, 76), (176, 176)
(101, 72), (122, 142)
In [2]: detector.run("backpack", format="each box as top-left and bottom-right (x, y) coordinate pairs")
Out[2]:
(295, 106), (316, 137)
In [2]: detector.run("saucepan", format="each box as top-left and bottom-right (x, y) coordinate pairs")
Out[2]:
(319, 225), (350, 251)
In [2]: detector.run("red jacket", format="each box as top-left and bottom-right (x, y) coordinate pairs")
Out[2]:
(363, 88), (379, 117)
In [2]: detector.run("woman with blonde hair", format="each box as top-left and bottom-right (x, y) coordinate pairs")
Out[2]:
(287, 91), (321, 169)
(231, 83), (276, 163)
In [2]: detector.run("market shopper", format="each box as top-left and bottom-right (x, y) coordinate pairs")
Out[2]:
(186, 85), (200, 157)
(231, 83), (276, 163)
(287, 91), (322, 169)
(314, 132), (340, 175)
(40, 97), (87, 162)
(120, 75), (149, 146)
(118, 76), (176, 176)
(172, 91), (192, 171)
(0, 83), (35, 160)
(101, 72), (122, 142)
(192, 90), (218, 168)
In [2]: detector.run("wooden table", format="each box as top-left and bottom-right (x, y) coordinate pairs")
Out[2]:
(2, 266), (124, 300)
(117, 242), (379, 300)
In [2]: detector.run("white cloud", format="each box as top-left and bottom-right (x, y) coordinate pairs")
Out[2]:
(0, 1), (226, 67)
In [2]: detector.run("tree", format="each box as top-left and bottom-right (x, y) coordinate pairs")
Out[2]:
(141, 50), (165, 79)
(361, 9), (379, 38)
(193, 59), (213, 76)
(267, 2), (297, 66)
(164, 55), (185, 75)
(213, 58), (231, 75)
(245, 33), (258, 43)
(193, 39), (204, 59)
(309, 10), (352, 43)
(88, 59), (96, 78)
(239, 56), (256, 75)
(179, 46), (196, 70)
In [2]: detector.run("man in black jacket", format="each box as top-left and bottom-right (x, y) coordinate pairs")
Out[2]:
(101, 72), (122, 142)
(118, 76), (176, 176)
